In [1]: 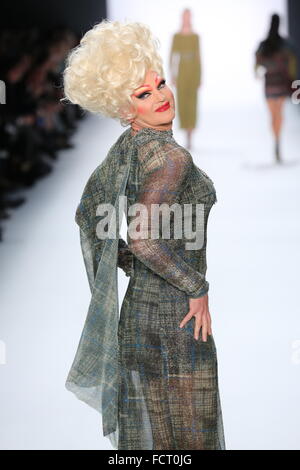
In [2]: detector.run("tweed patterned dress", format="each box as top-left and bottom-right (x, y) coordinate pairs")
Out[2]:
(116, 127), (226, 450)
(255, 39), (298, 98)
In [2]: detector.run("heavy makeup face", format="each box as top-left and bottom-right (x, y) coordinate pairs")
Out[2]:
(128, 70), (175, 133)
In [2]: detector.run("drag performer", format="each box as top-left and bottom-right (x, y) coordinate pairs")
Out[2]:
(62, 19), (226, 450)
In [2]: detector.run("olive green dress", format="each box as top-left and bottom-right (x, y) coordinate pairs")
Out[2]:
(170, 33), (201, 129)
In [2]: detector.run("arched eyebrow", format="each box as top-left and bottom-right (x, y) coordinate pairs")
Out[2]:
(134, 84), (151, 93)
(133, 77), (164, 96)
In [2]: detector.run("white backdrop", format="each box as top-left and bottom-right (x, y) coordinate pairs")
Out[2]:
(108, 0), (287, 110)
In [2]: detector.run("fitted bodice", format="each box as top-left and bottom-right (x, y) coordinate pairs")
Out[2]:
(121, 127), (217, 297)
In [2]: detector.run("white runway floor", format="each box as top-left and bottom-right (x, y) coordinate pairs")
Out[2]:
(0, 101), (300, 449)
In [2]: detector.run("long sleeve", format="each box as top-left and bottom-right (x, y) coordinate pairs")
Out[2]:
(194, 35), (201, 87)
(255, 43), (265, 67)
(117, 237), (134, 277)
(169, 34), (180, 82)
(128, 139), (209, 299)
(287, 49), (298, 81)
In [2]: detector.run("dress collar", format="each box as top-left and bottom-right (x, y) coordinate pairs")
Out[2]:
(126, 126), (173, 140)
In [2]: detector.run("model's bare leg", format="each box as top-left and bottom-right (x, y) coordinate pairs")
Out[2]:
(186, 128), (193, 150)
(266, 97), (286, 163)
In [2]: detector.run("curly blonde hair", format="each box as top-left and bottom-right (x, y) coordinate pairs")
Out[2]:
(61, 19), (164, 127)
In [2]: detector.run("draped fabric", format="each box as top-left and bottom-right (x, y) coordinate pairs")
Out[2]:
(65, 128), (134, 448)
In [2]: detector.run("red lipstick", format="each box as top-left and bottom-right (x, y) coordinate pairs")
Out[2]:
(156, 102), (170, 112)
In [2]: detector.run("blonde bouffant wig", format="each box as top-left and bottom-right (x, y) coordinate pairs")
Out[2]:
(61, 19), (164, 127)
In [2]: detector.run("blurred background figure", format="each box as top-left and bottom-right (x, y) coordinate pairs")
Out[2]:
(255, 13), (298, 164)
(169, 8), (201, 150)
